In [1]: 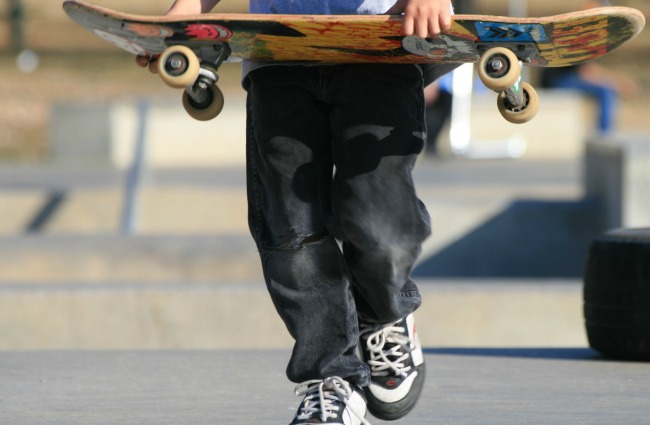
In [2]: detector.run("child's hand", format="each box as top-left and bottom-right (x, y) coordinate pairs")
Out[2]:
(135, 54), (159, 73)
(388, 0), (452, 38)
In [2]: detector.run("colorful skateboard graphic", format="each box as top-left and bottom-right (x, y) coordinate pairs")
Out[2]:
(64, 1), (645, 121)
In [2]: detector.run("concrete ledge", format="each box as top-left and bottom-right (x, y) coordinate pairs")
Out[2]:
(51, 90), (588, 168)
(51, 98), (246, 168)
(584, 133), (650, 228)
(0, 281), (289, 351)
(0, 235), (260, 282)
(438, 90), (589, 161)
(0, 280), (586, 350)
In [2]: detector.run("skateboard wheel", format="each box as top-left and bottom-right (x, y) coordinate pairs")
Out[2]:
(478, 47), (521, 92)
(584, 228), (650, 361)
(497, 82), (539, 124)
(158, 45), (200, 89)
(182, 84), (225, 121)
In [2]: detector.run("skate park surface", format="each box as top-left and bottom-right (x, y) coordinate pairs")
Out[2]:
(3, 1), (650, 421)
(3, 348), (649, 424)
(3, 70), (650, 425)
(2, 158), (650, 424)
(3, 76), (650, 425)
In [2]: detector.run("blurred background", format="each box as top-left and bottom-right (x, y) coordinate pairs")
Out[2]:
(1, 0), (649, 161)
(0, 0), (648, 351)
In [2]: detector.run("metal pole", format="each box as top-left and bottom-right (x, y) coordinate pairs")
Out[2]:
(449, 63), (474, 156)
(508, 0), (528, 17)
(120, 101), (149, 235)
(9, 0), (25, 52)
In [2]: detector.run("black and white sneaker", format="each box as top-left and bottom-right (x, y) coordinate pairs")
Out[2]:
(290, 376), (371, 425)
(359, 314), (425, 421)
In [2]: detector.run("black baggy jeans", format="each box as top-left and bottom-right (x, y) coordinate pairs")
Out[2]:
(245, 64), (431, 387)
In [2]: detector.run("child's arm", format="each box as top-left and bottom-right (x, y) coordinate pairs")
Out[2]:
(166, 0), (221, 15)
(387, 0), (453, 38)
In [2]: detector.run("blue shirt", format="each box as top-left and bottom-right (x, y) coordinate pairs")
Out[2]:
(249, 0), (397, 15)
(243, 1), (398, 83)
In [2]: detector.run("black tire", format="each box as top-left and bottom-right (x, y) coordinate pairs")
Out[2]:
(584, 228), (650, 361)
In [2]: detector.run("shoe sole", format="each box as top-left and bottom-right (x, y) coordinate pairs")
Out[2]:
(365, 362), (425, 421)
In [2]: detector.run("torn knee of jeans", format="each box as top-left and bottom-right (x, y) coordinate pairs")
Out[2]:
(275, 230), (329, 250)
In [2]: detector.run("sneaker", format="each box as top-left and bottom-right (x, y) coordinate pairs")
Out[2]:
(358, 314), (425, 421)
(290, 376), (371, 425)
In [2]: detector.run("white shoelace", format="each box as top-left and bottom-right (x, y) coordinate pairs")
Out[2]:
(294, 376), (371, 425)
(362, 321), (413, 378)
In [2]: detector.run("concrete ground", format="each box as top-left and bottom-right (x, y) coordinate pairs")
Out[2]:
(2, 1), (649, 419)
(2, 349), (649, 425)
(0, 158), (645, 423)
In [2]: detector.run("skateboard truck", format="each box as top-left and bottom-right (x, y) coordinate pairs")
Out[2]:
(158, 44), (230, 121)
(477, 47), (539, 124)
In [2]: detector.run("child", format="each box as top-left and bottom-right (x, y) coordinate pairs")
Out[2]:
(138, 1), (454, 423)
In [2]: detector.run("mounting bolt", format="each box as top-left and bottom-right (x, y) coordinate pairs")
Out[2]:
(490, 59), (504, 72)
(170, 57), (184, 70)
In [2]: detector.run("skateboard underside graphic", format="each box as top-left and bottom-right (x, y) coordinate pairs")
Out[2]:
(64, 1), (645, 122)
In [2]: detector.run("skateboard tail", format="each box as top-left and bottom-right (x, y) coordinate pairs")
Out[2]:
(539, 9), (645, 68)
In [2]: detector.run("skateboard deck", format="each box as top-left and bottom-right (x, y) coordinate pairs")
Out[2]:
(63, 1), (645, 122)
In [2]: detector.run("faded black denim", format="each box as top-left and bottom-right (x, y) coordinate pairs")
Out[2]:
(245, 64), (431, 387)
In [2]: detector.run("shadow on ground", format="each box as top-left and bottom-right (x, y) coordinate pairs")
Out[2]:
(414, 198), (605, 278)
(424, 347), (602, 361)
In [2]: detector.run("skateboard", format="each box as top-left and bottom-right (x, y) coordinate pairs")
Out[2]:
(63, 1), (645, 122)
